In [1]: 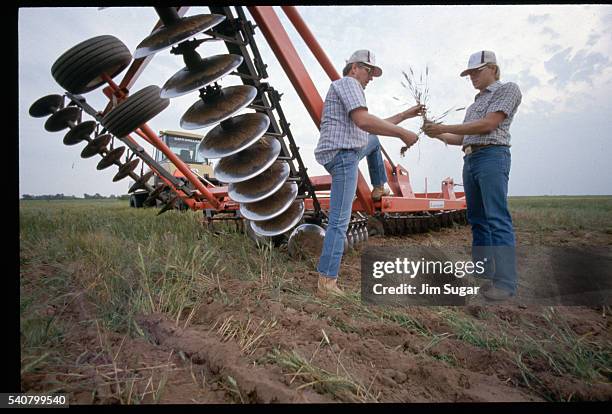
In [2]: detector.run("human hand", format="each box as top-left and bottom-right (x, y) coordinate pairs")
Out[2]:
(401, 129), (419, 147)
(422, 121), (444, 138)
(404, 104), (426, 118)
(399, 129), (418, 157)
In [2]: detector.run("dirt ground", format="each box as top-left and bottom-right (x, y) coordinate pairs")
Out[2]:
(20, 224), (612, 403)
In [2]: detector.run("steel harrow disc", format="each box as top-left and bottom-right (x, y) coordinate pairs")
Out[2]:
(198, 112), (270, 159)
(181, 85), (258, 130)
(63, 120), (97, 146)
(213, 136), (281, 184)
(44, 107), (81, 132)
(239, 181), (298, 222)
(357, 226), (367, 243)
(96, 146), (125, 170)
(134, 14), (226, 59)
(250, 200), (305, 237)
(405, 219), (416, 234)
(144, 184), (166, 206)
(396, 218), (406, 235)
(346, 230), (355, 250)
(113, 159), (140, 182)
(81, 133), (112, 158)
(430, 214), (442, 231)
(227, 161), (290, 203)
(351, 228), (361, 245)
(29, 94), (63, 118)
(243, 218), (277, 247)
(384, 217), (397, 236)
(287, 223), (325, 262)
(157, 196), (178, 216)
(450, 210), (461, 224)
(160, 54), (244, 99)
(128, 170), (155, 193)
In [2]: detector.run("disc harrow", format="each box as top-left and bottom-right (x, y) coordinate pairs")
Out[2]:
(29, 6), (468, 259)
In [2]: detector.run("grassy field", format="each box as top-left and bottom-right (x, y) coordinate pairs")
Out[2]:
(509, 195), (612, 232)
(19, 197), (612, 402)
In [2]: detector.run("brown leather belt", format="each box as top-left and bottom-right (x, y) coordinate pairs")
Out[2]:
(463, 144), (496, 155)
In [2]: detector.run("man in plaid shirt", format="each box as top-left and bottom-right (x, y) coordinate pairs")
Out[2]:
(314, 49), (423, 297)
(423, 50), (522, 301)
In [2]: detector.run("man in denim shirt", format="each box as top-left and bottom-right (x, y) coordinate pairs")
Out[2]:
(314, 49), (423, 297)
(423, 50), (522, 301)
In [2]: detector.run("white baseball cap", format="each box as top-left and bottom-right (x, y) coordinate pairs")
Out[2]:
(346, 49), (382, 77)
(460, 50), (497, 77)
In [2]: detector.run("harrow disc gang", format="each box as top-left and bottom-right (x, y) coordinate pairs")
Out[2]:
(378, 210), (467, 236)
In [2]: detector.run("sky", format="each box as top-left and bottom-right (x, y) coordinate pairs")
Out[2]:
(18, 5), (612, 197)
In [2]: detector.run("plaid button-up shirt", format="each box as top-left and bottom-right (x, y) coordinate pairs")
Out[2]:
(462, 81), (522, 148)
(314, 76), (369, 165)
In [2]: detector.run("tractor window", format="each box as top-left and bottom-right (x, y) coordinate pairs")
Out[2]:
(157, 134), (209, 164)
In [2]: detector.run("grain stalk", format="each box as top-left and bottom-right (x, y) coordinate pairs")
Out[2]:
(395, 66), (465, 156)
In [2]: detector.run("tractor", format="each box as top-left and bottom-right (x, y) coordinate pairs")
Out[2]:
(128, 129), (216, 208)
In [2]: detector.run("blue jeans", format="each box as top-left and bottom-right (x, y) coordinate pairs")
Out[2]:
(463, 145), (517, 294)
(317, 134), (387, 278)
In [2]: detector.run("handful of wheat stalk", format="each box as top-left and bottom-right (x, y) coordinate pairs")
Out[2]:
(394, 66), (464, 156)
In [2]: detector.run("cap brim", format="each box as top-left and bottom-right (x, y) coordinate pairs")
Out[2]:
(460, 62), (487, 77)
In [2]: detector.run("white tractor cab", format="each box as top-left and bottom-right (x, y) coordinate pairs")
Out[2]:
(128, 130), (217, 208)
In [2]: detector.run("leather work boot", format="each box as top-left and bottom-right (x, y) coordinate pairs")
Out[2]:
(371, 185), (390, 201)
(483, 286), (514, 302)
(317, 276), (345, 297)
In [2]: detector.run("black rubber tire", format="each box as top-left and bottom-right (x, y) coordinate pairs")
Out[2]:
(129, 193), (146, 208)
(102, 85), (169, 137)
(51, 35), (132, 94)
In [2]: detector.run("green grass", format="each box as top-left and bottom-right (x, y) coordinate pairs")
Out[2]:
(19, 200), (303, 367)
(508, 195), (612, 232)
(440, 309), (511, 352)
(517, 308), (612, 384)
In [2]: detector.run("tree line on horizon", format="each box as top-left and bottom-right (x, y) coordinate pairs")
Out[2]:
(21, 193), (130, 200)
